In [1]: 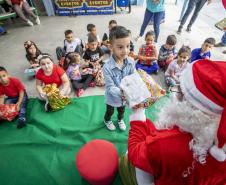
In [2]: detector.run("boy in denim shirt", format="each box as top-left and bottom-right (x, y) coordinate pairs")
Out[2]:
(103, 26), (135, 131)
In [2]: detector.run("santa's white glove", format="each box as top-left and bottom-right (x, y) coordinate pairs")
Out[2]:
(209, 145), (226, 162)
(130, 108), (146, 122)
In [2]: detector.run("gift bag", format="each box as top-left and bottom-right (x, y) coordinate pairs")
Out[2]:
(215, 18), (226, 31)
(43, 84), (71, 111)
(93, 64), (105, 87)
(0, 104), (19, 121)
(120, 69), (165, 109)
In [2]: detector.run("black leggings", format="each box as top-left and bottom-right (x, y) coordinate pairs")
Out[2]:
(104, 104), (125, 122)
(71, 74), (93, 91)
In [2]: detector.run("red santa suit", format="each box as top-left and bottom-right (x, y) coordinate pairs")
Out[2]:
(128, 119), (226, 185)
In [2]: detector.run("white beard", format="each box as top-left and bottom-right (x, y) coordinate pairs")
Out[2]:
(156, 95), (220, 164)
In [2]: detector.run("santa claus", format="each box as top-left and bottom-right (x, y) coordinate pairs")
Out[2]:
(127, 59), (226, 184)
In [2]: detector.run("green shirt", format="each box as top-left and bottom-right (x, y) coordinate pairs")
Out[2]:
(146, 0), (165, 13)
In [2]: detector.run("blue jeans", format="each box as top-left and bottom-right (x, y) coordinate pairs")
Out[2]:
(4, 92), (28, 120)
(139, 9), (165, 42)
(136, 61), (159, 74)
(221, 32), (226, 45)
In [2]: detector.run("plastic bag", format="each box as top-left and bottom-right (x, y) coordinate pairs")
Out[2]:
(0, 104), (19, 121)
(120, 69), (165, 109)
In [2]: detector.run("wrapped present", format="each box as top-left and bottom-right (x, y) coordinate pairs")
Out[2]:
(0, 104), (19, 121)
(43, 84), (71, 111)
(82, 68), (94, 75)
(93, 64), (105, 87)
(120, 69), (165, 109)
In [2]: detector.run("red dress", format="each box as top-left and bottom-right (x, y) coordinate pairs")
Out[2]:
(128, 119), (226, 185)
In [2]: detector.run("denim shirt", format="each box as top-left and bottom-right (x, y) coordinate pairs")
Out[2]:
(103, 56), (135, 107)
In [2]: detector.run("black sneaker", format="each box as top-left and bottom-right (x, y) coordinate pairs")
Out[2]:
(177, 26), (183, 34)
(17, 117), (26, 129)
(186, 26), (191, 32)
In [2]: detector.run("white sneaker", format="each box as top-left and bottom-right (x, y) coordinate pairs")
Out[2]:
(104, 120), (116, 131)
(26, 20), (34, 26)
(135, 36), (141, 42)
(35, 16), (40, 25)
(118, 120), (126, 131)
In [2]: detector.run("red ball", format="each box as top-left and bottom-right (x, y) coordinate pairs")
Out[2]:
(76, 139), (118, 185)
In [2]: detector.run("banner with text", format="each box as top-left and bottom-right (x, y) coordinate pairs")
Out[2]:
(55, 0), (114, 15)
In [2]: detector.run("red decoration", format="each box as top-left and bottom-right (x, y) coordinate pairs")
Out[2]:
(0, 104), (19, 121)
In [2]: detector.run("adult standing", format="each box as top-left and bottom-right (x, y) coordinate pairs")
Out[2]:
(177, 0), (211, 34)
(5, 0), (40, 26)
(135, 0), (165, 43)
(215, 32), (226, 54)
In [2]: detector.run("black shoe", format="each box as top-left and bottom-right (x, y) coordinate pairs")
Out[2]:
(17, 117), (26, 129)
(177, 26), (183, 34)
(154, 70), (159, 75)
(186, 26), (191, 32)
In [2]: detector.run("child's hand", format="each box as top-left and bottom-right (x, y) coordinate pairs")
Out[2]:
(40, 92), (47, 99)
(121, 90), (127, 101)
(16, 102), (21, 111)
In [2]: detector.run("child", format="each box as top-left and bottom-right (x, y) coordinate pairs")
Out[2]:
(66, 53), (94, 97)
(127, 29), (137, 60)
(102, 20), (117, 54)
(191, 37), (215, 62)
(158, 35), (177, 71)
(136, 31), (159, 74)
(165, 46), (191, 87)
(36, 54), (71, 111)
(24, 40), (41, 77)
(83, 34), (104, 69)
(56, 29), (83, 60)
(103, 26), (135, 131)
(86, 23), (101, 46)
(0, 66), (28, 128)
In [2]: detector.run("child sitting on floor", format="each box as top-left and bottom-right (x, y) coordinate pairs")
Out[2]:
(86, 23), (101, 48)
(0, 66), (28, 128)
(191, 37), (215, 62)
(158, 35), (177, 71)
(66, 53), (94, 97)
(136, 31), (159, 74)
(102, 20), (117, 54)
(165, 46), (191, 87)
(83, 34), (104, 68)
(127, 30), (137, 60)
(103, 26), (135, 131)
(56, 29), (83, 60)
(24, 40), (42, 77)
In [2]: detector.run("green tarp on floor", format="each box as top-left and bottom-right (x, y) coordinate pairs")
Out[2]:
(0, 95), (167, 185)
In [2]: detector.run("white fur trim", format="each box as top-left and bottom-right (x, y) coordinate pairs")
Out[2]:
(135, 167), (154, 185)
(209, 145), (226, 162)
(130, 108), (146, 122)
(180, 63), (223, 115)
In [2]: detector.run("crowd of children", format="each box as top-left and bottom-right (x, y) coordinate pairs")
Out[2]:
(0, 19), (218, 131)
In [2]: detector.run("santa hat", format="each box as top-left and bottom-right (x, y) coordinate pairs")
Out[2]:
(222, 0), (226, 9)
(180, 59), (226, 148)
